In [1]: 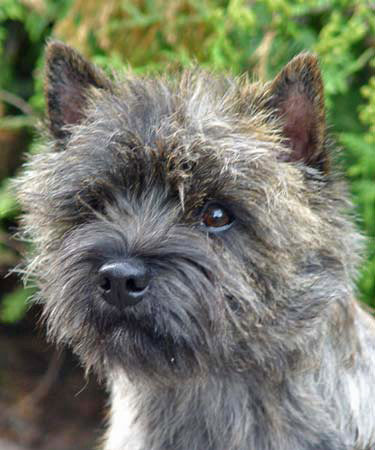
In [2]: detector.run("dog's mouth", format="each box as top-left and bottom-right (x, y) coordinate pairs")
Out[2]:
(91, 299), (202, 373)
(97, 303), (176, 346)
(95, 303), (154, 334)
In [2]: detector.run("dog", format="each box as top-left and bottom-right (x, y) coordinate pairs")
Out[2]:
(15, 41), (375, 450)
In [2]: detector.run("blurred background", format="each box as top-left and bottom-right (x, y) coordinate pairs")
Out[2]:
(0, 1), (374, 449)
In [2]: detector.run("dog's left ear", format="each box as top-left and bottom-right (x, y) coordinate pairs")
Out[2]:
(267, 53), (329, 173)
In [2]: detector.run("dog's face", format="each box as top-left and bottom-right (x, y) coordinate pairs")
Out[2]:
(16, 42), (360, 381)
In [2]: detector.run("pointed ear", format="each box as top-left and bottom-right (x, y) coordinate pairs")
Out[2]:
(45, 40), (112, 140)
(267, 53), (329, 173)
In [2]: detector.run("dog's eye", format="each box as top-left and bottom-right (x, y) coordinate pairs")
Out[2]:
(201, 203), (234, 232)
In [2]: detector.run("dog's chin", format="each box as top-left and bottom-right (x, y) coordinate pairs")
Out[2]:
(92, 306), (200, 379)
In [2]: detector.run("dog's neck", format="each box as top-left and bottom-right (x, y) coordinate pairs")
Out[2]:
(104, 361), (349, 450)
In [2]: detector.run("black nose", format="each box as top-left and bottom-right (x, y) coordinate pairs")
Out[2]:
(98, 260), (150, 308)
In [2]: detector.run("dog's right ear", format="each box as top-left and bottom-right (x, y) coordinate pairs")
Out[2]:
(45, 40), (112, 140)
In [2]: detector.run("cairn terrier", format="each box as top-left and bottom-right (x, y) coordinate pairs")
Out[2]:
(15, 41), (375, 450)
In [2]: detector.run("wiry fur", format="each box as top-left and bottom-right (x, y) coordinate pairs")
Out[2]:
(15, 42), (375, 450)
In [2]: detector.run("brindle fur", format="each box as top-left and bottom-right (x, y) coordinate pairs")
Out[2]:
(15, 41), (375, 450)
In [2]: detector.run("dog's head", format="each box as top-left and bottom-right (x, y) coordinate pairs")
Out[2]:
(15, 42), (360, 382)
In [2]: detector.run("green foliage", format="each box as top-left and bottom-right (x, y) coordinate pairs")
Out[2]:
(0, 0), (374, 323)
(0, 287), (33, 323)
(0, 180), (18, 220)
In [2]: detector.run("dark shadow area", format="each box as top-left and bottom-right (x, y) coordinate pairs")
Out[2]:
(0, 307), (106, 450)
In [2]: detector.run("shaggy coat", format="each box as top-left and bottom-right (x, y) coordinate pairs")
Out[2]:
(15, 42), (375, 450)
